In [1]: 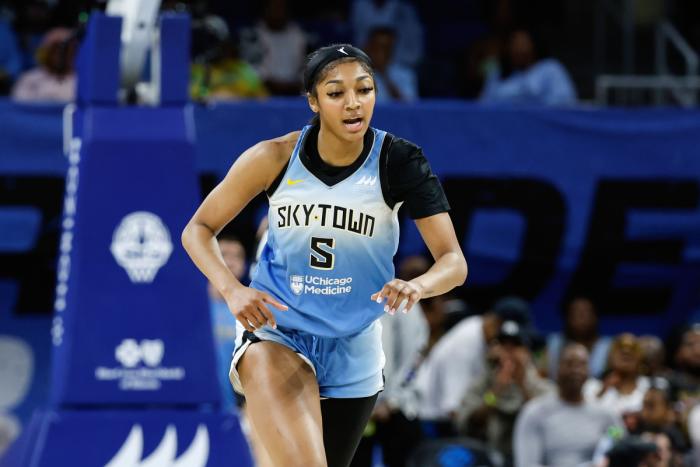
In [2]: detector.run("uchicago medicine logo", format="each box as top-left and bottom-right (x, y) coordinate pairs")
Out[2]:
(289, 274), (353, 295)
(95, 339), (185, 391)
(290, 275), (304, 296)
(110, 211), (173, 283)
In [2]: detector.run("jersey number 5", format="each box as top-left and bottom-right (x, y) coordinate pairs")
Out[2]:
(310, 237), (335, 270)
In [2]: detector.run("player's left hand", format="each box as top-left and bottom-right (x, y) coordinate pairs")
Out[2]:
(371, 279), (424, 315)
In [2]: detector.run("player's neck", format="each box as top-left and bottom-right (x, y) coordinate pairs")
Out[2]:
(317, 126), (364, 167)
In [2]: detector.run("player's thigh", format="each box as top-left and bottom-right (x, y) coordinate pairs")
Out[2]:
(238, 340), (326, 467)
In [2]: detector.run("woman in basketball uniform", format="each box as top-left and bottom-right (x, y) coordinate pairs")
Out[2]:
(182, 44), (467, 467)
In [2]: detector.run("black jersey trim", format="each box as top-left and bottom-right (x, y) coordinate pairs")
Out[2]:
(299, 124), (375, 187)
(378, 134), (451, 219)
(266, 159), (289, 198)
(378, 132), (396, 209)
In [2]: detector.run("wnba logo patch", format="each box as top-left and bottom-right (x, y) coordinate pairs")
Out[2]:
(290, 275), (304, 295)
(110, 211), (173, 283)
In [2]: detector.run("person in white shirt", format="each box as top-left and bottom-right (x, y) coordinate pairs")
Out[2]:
(241, 0), (307, 95)
(414, 296), (533, 421)
(455, 320), (555, 460)
(583, 333), (651, 417)
(480, 29), (576, 107)
(12, 28), (77, 103)
(354, 255), (444, 467)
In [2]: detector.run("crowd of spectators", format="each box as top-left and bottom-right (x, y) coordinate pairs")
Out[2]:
(406, 291), (695, 467)
(207, 223), (700, 467)
(0, 0), (578, 106)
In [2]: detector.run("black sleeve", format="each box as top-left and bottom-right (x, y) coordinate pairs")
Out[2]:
(381, 135), (450, 219)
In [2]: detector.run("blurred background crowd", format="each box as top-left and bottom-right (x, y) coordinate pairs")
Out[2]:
(208, 231), (700, 467)
(1, 0), (699, 106)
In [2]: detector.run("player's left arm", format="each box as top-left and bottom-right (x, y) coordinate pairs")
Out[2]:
(372, 212), (467, 313)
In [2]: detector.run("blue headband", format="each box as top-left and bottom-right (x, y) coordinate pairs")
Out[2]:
(303, 44), (372, 93)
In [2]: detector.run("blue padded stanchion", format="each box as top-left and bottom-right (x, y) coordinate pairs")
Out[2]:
(1, 12), (253, 467)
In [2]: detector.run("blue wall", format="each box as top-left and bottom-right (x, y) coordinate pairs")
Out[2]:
(2, 98), (700, 338)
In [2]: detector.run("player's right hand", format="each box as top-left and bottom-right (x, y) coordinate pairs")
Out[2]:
(224, 285), (287, 332)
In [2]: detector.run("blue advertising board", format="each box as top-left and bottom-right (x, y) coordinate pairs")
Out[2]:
(1, 101), (699, 336)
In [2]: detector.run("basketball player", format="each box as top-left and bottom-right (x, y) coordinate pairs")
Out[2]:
(182, 44), (467, 467)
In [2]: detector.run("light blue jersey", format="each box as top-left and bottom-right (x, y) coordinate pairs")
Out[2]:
(250, 126), (401, 337)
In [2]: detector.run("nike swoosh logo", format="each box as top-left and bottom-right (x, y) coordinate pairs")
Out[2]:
(287, 179), (304, 185)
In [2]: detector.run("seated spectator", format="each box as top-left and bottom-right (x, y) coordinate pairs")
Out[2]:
(668, 324), (700, 413)
(632, 386), (689, 459)
(603, 429), (681, 467)
(414, 296), (532, 422)
(208, 234), (247, 412)
(190, 39), (268, 102)
(601, 435), (660, 467)
(11, 27), (77, 103)
(351, 0), (424, 68)
(188, 12), (266, 102)
(480, 29), (576, 106)
(240, 0), (307, 96)
(0, 16), (22, 95)
(455, 319), (554, 461)
(638, 431), (674, 467)
(584, 334), (652, 420)
(364, 27), (417, 102)
(352, 256), (438, 467)
(514, 344), (623, 467)
(639, 335), (672, 381)
(547, 295), (612, 379)
(377, 255), (433, 417)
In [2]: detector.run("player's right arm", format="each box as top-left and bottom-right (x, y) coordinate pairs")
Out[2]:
(181, 134), (297, 331)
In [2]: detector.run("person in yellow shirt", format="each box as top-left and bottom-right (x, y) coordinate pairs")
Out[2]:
(190, 39), (268, 102)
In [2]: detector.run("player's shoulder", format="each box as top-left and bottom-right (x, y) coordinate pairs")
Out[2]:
(377, 130), (423, 166)
(249, 130), (301, 165)
(235, 131), (300, 191)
